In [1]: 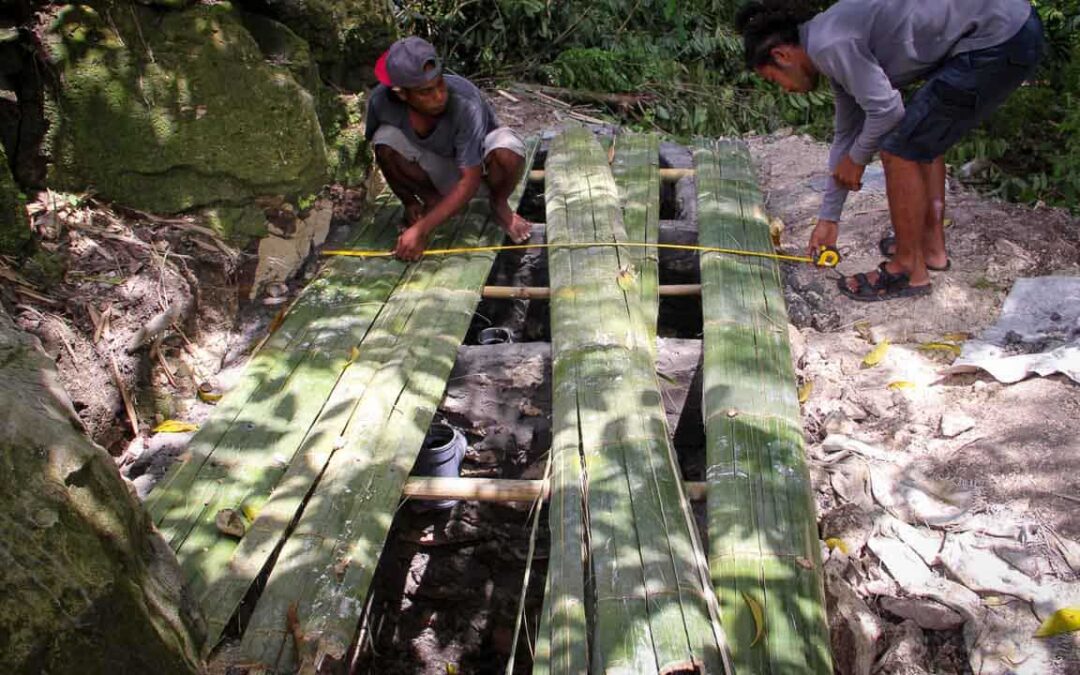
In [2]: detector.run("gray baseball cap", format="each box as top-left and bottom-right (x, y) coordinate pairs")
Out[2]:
(377, 37), (443, 89)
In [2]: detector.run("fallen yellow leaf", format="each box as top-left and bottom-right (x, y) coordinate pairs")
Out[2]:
(743, 591), (765, 647)
(798, 380), (813, 404)
(197, 387), (223, 404)
(862, 339), (890, 367)
(154, 420), (199, 433)
(853, 320), (875, 344)
(616, 265), (637, 292)
(918, 342), (962, 356)
(1034, 608), (1080, 638)
(941, 332), (970, 342)
(887, 380), (916, 391)
(824, 537), (849, 554)
(241, 504), (259, 522)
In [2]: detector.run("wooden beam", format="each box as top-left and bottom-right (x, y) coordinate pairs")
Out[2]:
(481, 283), (700, 300)
(696, 139), (832, 673)
(529, 167), (693, 183)
(401, 476), (707, 502)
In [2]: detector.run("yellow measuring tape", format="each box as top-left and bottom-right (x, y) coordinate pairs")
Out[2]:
(322, 241), (840, 267)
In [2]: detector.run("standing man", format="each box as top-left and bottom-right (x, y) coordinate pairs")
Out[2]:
(735, 0), (1044, 301)
(365, 37), (532, 261)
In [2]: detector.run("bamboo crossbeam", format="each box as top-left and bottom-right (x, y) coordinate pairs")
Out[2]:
(696, 139), (832, 673)
(536, 129), (729, 674)
(401, 476), (707, 502)
(529, 167), (692, 183)
(481, 283), (700, 300)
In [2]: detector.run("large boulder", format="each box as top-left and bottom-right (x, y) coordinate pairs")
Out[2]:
(43, 2), (328, 214)
(248, 0), (396, 89)
(0, 143), (30, 254)
(238, 10), (369, 186)
(0, 306), (204, 674)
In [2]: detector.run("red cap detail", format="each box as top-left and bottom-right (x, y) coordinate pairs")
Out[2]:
(374, 50), (392, 86)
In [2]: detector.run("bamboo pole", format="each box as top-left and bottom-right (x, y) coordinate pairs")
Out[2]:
(529, 167), (692, 183)
(481, 283), (700, 300)
(400, 476), (707, 502)
(695, 139), (832, 674)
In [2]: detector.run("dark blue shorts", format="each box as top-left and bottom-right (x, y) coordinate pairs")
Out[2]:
(880, 8), (1045, 162)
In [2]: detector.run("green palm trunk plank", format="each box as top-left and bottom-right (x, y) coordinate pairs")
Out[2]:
(143, 199), (401, 531)
(611, 132), (661, 345)
(695, 139), (832, 674)
(145, 197), (404, 555)
(236, 140), (538, 670)
(197, 225), (469, 643)
(541, 128), (726, 674)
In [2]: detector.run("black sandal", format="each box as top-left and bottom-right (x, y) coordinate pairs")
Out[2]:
(878, 235), (951, 271)
(837, 262), (932, 302)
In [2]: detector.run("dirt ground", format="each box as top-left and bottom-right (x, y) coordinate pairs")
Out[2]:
(751, 131), (1080, 674)
(752, 130), (1080, 540)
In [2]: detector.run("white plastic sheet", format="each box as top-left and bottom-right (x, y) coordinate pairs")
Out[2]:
(946, 277), (1080, 384)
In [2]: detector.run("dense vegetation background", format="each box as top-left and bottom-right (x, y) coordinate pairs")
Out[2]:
(395, 0), (1080, 210)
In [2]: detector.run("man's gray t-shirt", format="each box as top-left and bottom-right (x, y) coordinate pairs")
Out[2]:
(365, 74), (500, 169)
(800, 0), (1032, 221)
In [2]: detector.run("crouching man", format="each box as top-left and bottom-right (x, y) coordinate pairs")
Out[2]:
(365, 37), (531, 261)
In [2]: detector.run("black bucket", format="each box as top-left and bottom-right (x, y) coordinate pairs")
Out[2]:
(409, 421), (466, 511)
(477, 326), (513, 345)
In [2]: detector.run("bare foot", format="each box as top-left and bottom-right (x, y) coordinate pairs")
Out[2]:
(401, 202), (425, 231)
(492, 200), (532, 243)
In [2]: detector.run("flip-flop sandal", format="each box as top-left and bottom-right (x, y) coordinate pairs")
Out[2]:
(837, 262), (933, 302)
(878, 235), (951, 271)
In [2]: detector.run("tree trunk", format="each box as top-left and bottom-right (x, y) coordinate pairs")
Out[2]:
(0, 307), (204, 675)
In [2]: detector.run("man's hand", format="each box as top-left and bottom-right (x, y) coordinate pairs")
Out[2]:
(393, 225), (428, 261)
(833, 155), (866, 191)
(807, 218), (839, 258)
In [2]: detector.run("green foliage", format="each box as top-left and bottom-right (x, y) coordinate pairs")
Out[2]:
(396, 0), (833, 138)
(395, 0), (1079, 211)
(945, 1), (1080, 210)
(550, 47), (681, 93)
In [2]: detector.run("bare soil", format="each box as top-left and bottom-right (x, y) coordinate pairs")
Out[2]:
(752, 131), (1080, 541)
(752, 131), (1080, 673)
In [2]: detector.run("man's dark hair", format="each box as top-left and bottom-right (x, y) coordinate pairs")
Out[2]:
(734, 1), (820, 69)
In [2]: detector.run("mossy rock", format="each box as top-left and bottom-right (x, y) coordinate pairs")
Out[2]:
(236, 13), (370, 187)
(0, 144), (30, 255)
(0, 307), (204, 674)
(44, 2), (328, 214)
(260, 0), (396, 87)
(204, 203), (267, 240)
(322, 91), (370, 186)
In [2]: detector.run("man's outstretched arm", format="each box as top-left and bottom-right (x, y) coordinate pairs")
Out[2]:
(393, 165), (483, 260)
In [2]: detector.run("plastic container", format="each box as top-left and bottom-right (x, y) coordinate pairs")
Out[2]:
(477, 326), (513, 345)
(409, 421), (466, 511)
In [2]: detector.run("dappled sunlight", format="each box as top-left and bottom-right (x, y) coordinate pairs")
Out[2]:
(697, 139), (832, 673)
(539, 129), (726, 673)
